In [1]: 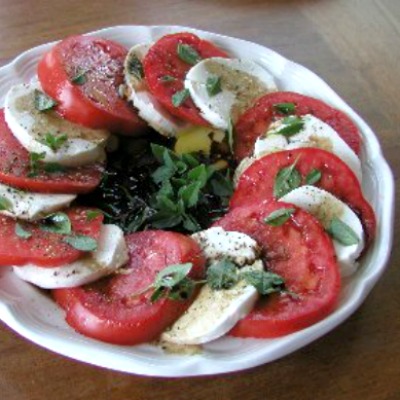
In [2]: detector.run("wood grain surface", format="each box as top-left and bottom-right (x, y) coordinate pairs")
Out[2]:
(0, 0), (399, 399)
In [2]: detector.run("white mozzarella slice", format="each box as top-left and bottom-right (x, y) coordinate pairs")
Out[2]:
(185, 57), (277, 130)
(124, 43), (189, 137)
(13, 224), (129, 288)
(280, 185), (365, 276)
(4, 82), (109, 167)
(254, 114), (362, 181)
(161, 261), (262, 345)
(0, 182), (75, 220)
(191, 227), (259, 267)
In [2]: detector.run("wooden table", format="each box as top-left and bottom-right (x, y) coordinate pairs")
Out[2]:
(0, 1), (398, 399)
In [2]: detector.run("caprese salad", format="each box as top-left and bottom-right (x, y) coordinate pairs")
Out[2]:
(0, 31), (375, 349)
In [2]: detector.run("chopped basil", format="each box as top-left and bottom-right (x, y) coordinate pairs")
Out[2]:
(273, 159), (302, 198)
(63, 234), (98, 251)
(207, 259), (239, 290)
(273, 116), (304, 136)
(28, 152), (46, 177)
(128, 54), (144, 80)
(305, 169), (322, 185)
(326, 217), (359, 246)
(264, 207), (296, 226)
(241, 269), (285, 295)
(39, 133), (68, 152)
(273, 102), (296, 115)
(85, 210), (103, 221)
(172, 89), (190, 107)
(71, 70), (87, 85)
(160, 75), (177, 82)
(15, 223), (32, 239)
(0, 196), (12, 211)
(206, 75), (222, 96)
(34, 89), (57, 111)
(40, 212), (71, 235)
(177, 43), (201, 65)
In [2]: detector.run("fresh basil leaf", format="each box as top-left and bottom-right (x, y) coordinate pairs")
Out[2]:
(152, 165), (177, 184)
(241, 269), (285, 295)
(179, 181), (202, 208)
(264, 207), (296, 226)
(273, 160), (302, 198)
(150, 143), (167, 163)
(274, 116), (304, 136)
(150, 212), (183, 229)
(71, 70), (87, 85)
(128, 55), (144, 80)
(0, 196), (12, 211)
(182, 213), (201, 232)
(172, 89), (190, 107)
(177, 43), (201, 65)
(34, 89), (57, 111)
(150, 286), (167, 303)
(154, 263), (193, 289)
(15, 222), (32, 239)
(181, 153), (199, 168)
(86, 210), (103, 221)
(206, 75), (222, 96)
(39, 133), (68, 152)
(273, 102), (296, 115)
(210, 171), (233, 197)
(207, 259), (239, 290)
(168, 277), (195, 301)
(305, 169), (322, 185)
(28, 152), (46, 177)
(63, 234), (98, 251)
(160, 75), (176, 82)
(40, 212), (72, 235)
(187, 164), (208, 188)
(326, 217), (359, 246)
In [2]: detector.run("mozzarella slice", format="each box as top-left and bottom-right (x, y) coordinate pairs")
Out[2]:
(191, 227), (259, 266)
(161, 261), (262, 345)
(0, 182), (75, 220)
(4, 82), (109, 167)
(280, 185), (365, 276)
(185, 57), (277, 130)
(124, 43), (189, 137)
(13, 224), (129, 288)
(254, 114), (362, 181)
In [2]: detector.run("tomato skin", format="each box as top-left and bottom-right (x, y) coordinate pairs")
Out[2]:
(143, 32), (229, 126)
(214, 201), (341, 338)
(38, 35), (146, 135)
(0, 207), (103, 267)
(234, 91), (361, 161)
(231, 148), (376, 246)
(53, 231), (205, 345)
(0, 109), (103, 194)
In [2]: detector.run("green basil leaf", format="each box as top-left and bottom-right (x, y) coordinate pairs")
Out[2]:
(86, 210), (103, 221)
(179, 181), (202, 208)
(152, 165), (177, 184)
(207, 259), (239, 290)
(206, 75), (222, 96)
(128, 55), (144, 80)
(154, 263), (193, 289)
(167, 277), (195, 301)
(63, 234), (98, 251)
(150, 143), (167, 163)
(15, 222), (32, 239)
(71, 70), (87, 85)
(177, 43), (201, 65)
(172, 89), (190, 107)
(181, 153), (200, 168)
(28, 152), (46, 177)
(182, 214), (201, 232)
(305, 169), (322, 185)
(241, 269), (285, 295)
(210, 171), (233, 197)
(273, 160), (302, 198)
(0, 196), (12, 211)
(187, 164), (208, 188)
(150, 212), (183, 229)
(264, 207), (295, 226)
(40, 212), (72, 235)
(34, 89), (57, 111)
(273, 102), (296, 115)
(326, 217), (359, 246)
(39, 133), (68, 152)
(273, 116), (304, 136)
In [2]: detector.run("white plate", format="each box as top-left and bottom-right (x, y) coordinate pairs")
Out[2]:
(0, 25), (394, 377)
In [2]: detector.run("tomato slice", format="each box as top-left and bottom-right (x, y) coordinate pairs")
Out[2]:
(0, 207), (103, 267)
(38, 35), (145, 135)
(214, 200), (340, 338)
(0, 109), (102, 194)
(53, 230), (205, 345)
(143, 32), (229, 126)
(231, 148), (376, 246)
(234, 91), (361, 161)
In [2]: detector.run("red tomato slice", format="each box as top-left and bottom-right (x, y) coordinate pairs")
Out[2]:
(234, 91), (361, 161)
(143, 32), (229, 126)
(38, 35), (145, 135)
(214, 200), (341, 338)
(53, 230), (205, 345)
(0, 207), (103, 267)
(231, 148), (376, 246)
(0, 109), (103, 194)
